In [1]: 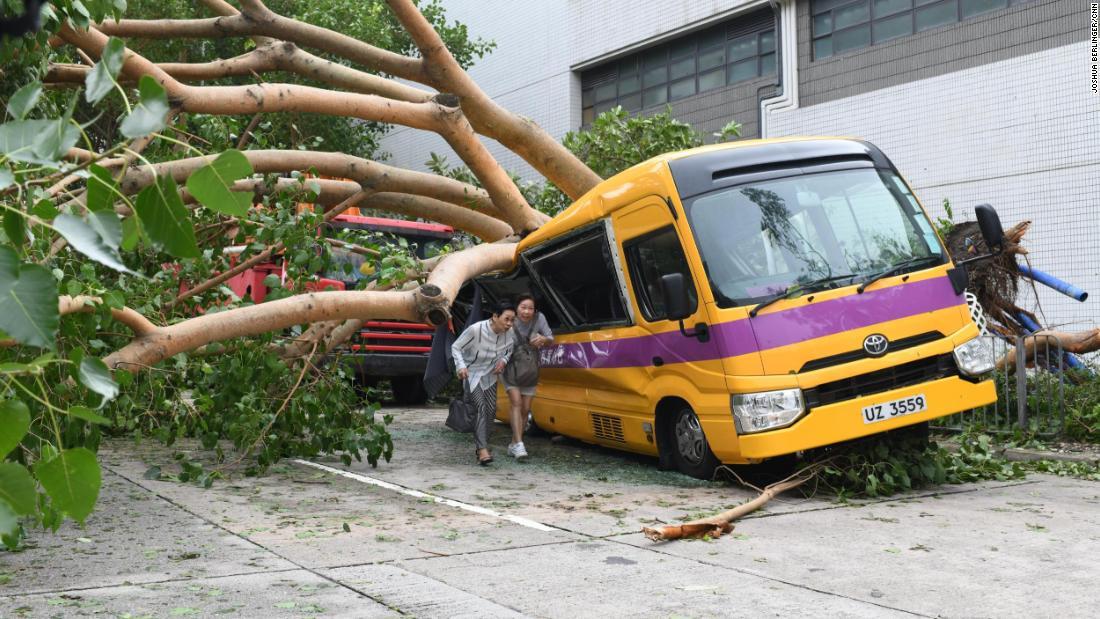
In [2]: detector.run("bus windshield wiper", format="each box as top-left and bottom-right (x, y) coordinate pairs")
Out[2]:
(749, 273), (858, 317)
(856, 256), (943, 294)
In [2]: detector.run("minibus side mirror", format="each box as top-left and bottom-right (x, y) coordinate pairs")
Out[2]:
(954, 204), (1006, 268)
(660, 273), (691, 322)
(975, 204), (1004, 254)
(949, 204), (1005, 294)
(660, 273), (709, 343)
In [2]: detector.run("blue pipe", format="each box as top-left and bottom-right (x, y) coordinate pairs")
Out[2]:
(1016, 312), (1087, 372)
(1017, 264), (1089, 302)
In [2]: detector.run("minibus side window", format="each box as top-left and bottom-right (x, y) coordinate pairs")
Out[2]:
(623, 226), (698, 322)
(526, 228), (631, 330)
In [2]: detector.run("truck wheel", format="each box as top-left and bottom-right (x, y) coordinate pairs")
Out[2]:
(669, 405), (720, 480)
(390, 376), (428, 406)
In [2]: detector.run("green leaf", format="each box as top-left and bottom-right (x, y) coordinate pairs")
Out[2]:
(185, 149), (254, 216)
(85, 164), (117, 213)
(67, 405), (112, 426)
(77, 358), (119, 405)
(0, 500), (18, 541)
(0, 362), (36, 375)
(34, 448), (101, 524)
(33, 94), (80, 164)
(120, 76), (170, 138)
(32, 199), (58, 220)
(84, 37), (126, 105)
(7, 81), (42, 121)
(0, 166), (13, 191)
(120, 215), (139, 251)
(0, 119), (80, 166)
(0, 462), (36, 515)
(4, 210), (25, 248)
(0, 399), (30, 458)
(133, 175), (199, 258)
(53, 212), (140, 276)
(0, 247), (59, 349)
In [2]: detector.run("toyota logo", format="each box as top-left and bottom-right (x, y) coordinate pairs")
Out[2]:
(863, 334), (889, 357)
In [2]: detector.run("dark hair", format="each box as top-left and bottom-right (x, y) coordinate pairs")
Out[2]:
(515, 293), (537, 309)
(492, 300), (516, 316)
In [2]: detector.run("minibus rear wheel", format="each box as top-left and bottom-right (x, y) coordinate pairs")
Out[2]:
(669, 406), (720, 480)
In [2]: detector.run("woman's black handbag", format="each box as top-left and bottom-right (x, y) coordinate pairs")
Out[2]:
(445, 383), (475, 433)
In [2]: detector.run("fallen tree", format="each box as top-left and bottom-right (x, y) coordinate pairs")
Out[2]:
(944, 220), (1100, 368)
(0, 0), (612, 540)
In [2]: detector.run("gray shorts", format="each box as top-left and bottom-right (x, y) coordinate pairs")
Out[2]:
(501, 380), (537, 397)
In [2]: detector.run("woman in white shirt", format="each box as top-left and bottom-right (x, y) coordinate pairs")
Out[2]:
(451, 301), (516, 465)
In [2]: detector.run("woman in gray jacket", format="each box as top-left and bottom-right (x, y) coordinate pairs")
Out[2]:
(452, 300), (516, 465)
(502, 294), (553, 460)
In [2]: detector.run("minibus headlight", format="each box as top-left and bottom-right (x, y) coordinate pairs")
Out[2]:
(953, 338), (995, 376)
(731, 389), (805, 434)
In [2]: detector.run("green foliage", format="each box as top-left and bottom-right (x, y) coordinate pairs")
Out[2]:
(0, 0), (488, 546)
(563, 106), (703, 179)
(33, 448), (101, 524)
(0, 247), (60, 349)
(83, 37), (126, 105)
(119, 76), (170, 138)
(133, 176), (200, 258)
(714, 119), (743, 142)
(812, 428), (1025, 500)
(934, 197), (955, 239)
(106, 343), (394, 476)
(185, 150), (255, 217)
(0, 400), (31, 458)
(1059, 374), (1100, 443)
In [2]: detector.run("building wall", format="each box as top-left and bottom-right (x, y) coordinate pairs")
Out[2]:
(796, 0), (1086, 107)
(379, 0), (770, 180)
(380, 0), (1097, 330)
(768, 40), (1100, 330)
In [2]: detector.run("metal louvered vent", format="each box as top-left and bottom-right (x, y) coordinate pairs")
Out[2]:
(591, 413), (626, 443)
(581, 65), (619, 89)
(725, 8), (775, 40)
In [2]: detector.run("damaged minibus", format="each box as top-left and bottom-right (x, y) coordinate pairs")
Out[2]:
(468, 137), (1002, 478)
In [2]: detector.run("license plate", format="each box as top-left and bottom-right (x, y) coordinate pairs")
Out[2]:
(861, 394), (927, 425)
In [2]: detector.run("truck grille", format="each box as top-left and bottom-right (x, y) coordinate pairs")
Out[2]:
(350, 321), (433, 354)
(799, 331), (945, 373)
(803, 354), (958, 409)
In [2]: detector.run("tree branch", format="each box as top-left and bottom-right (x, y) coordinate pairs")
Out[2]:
(104, 242), (516, 370)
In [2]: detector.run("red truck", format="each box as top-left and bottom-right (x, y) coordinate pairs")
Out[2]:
(224, 214), (455, 404)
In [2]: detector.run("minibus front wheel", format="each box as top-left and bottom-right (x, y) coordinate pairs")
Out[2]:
(669, 406), (720, 480)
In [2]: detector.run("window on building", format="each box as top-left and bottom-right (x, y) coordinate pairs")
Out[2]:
(812, 0), (1031, 60)
(581, 9), (776, 125)
(524, 225), (631, 330)
(623, 227), (698, 322)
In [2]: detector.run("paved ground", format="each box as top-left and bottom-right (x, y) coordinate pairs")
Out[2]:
(3, 406), (1099, 618)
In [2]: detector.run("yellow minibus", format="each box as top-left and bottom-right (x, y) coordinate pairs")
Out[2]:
(474, 137), (1001, 478)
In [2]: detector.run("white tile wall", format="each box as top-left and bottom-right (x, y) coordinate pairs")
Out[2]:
(768, 41), (1100, 331)
(379, 0), (764, 179)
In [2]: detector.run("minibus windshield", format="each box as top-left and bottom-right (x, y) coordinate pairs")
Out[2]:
(683, 167), (945, 308)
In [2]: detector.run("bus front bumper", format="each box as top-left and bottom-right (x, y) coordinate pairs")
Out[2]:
(729, 375), (996, 461)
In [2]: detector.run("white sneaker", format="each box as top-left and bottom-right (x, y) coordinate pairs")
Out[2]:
(508, 442), (529, 460)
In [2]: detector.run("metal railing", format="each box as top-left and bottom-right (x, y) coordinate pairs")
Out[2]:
(934, 334), (1066, 437)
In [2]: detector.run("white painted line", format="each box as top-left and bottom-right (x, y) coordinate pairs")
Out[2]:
(293, 459), (558, 532)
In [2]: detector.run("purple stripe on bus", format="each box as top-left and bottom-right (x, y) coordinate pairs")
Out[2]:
(716, 276), (962, 353)
(538, 277), (962, 370)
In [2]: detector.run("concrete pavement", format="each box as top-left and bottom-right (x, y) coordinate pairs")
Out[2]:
(2, 406), (1098, 618)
